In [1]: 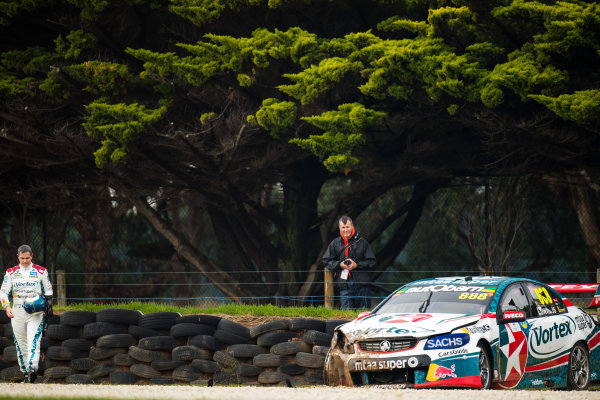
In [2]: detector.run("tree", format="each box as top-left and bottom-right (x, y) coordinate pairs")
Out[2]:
(1, 1), (600, 301)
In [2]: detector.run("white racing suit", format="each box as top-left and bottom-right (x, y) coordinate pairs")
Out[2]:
(0, 264), (53, 373)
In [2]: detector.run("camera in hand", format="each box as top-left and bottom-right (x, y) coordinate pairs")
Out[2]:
(343, 259), (351, 266)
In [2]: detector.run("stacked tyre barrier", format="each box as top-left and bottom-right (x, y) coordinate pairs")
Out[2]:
(0, 309), (349, 386)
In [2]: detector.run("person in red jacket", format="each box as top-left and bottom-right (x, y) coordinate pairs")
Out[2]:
(322, 216), (376, 309)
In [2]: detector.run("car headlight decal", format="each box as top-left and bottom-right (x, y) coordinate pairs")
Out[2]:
(424, 333), (470, 350)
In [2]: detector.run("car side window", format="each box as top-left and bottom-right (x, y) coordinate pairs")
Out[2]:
(525, 283), (564, 316)
(498, 284), (531, 318)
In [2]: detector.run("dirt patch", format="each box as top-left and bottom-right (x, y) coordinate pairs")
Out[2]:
(213, 314), (326, 328)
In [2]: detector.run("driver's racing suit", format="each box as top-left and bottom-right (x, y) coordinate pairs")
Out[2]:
(0, 263), (53, 373)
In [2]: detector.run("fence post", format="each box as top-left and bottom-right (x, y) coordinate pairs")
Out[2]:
(56, 270), (66, 307)
(324, 269), (334, 308)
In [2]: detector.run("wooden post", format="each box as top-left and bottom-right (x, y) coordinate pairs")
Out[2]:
(324, 269), (334, 308)
(56, 270), (66, 307)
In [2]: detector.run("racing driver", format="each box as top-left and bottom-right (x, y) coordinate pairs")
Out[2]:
(0, 244), (53, 383)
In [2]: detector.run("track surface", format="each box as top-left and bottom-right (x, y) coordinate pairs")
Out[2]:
(0, 384), (597, 400)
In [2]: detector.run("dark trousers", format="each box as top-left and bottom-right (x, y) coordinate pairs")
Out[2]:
(340, 281), (371, 310)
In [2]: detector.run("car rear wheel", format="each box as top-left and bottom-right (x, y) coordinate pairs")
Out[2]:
(478, 343), (492, 389)
(567, 343), (590, 390)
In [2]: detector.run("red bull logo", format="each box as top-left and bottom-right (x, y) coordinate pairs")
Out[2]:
(426, 363), (457, 381)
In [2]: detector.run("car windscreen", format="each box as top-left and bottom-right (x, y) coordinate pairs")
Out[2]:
(374, 284), (498, 315)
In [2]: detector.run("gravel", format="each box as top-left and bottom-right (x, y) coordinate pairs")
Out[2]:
(0, 384), (596, 400)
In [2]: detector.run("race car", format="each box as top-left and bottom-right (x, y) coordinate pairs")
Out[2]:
(324, 276), (600, 389)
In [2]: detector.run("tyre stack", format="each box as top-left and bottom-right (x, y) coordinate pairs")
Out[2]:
(0, 308), (350, 386)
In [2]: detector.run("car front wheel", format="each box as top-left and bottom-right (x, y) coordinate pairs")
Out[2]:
(478, 343), (492, 389)
(566, 343), (590, 390)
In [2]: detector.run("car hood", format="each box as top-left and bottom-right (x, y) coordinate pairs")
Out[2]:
(338, 312), (482, 340)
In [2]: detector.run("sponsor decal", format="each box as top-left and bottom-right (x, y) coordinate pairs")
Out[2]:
(503, 311), (526, 320)
(29, 271), (37, 278)
(350, 355), (429, 371)
(379, 314), (432, 324)
(498, 323), (528, 388)
(531, 378), (544, 386)
(528, 316), (575, 357)
(437, 348), (468, 358)
(424, 333), (469, 350)
(14, 282), (36, 287)
(426, 364), (457, 381)
(379, 340), (391, 352)
(404, 285), (487, 293)
(464, 324), (490, 334)
(574, 314), (593, 330)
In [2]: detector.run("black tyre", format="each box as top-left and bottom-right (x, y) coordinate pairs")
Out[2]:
(172, 365), (199, 382)
(150, 377), (175, 385)
(325, 320), (350, 336)
(305, 368), (324, 384)
(567, 342), (590, 390)
(0, 309), (10, 324)
(296, 352), (325, 368)
(478, 343), (492, 390)
(46, 346), (86, 361)
(188, 334), (220, 351)
(256, 331), (298, 347)
(138, 312), (181, 330)
(0, 359), (13, 370)
(61, 338), (93, 352)
(128, 324), (162, 339)
(249, 319), (290, 338)
(289, 318), (326, 332)
(214, 329), (253, 345)
(44, 366), (74, 379)
(96, 308), (142, 325)
(312, 345), (330, 356)
(302, 330), (332, 347)
(235, 364), (263, 377)
(3, 346), (17, 362)
(216, 318), (250, 338)
(88, 363), (116, 378)
(128, 345), (170, 363)
(191, 359), (221, 374)
(109, 371), (138, 384)
(213, 350), (239, 368)
(70, 357), (97, 372)
(172, 345), (213, 361)
(0, 336), (13, 350)
(253, 353), (290, 368)
(227, 344), (265, 358)
(46, 324), (81, 340)
(197, 314), (222, 326)
(257, 371), (284, 384)
(0, 365), (24, 382)
(271, 341), (311, 355)
(213, 370), (246, 385)
(60, 310), (96, 326)
(82, 322), (127, 339)
(130, 363), (162, 379)
(89, 347), (126, 360)
(151, 359), (184, 371)
(65, 373), (94, 384)
(170, 323), (215, 337)
(96, 333), (137, 348)
(113, 353), (136, 367)
(279, 363), (305, 375)
(138, 335), (177, 351)
(41, 337), (58, 350)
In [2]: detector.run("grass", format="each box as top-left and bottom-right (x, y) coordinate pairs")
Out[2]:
(55, 301), (363, 320)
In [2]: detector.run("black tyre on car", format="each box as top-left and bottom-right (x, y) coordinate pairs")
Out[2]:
(567, 342), (590, 390)
(477, 343), (493, 390)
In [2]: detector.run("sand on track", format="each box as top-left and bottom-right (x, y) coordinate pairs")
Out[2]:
(0, 384), (597, 400)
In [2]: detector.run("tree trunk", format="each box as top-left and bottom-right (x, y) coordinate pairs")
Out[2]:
(566, 171), (600, 268)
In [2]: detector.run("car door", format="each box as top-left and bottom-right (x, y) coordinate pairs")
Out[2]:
(496, 282), (533, 388)
(521, 282), (574, 373)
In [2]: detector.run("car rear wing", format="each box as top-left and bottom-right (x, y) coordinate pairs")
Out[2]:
(548, 284), (600, 308)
